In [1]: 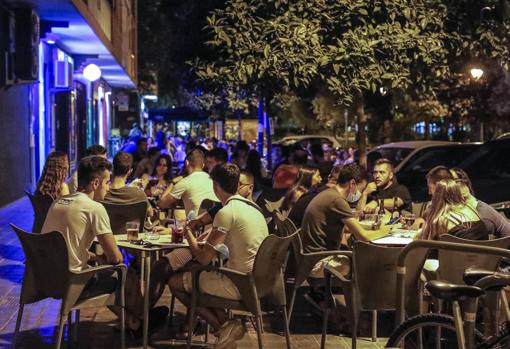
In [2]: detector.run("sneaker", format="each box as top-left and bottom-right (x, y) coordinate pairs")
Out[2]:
(215, 319), (246, 349)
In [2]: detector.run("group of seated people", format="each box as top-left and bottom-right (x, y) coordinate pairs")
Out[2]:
(30, 141), (510, 347)
(34, 143), (265, 347)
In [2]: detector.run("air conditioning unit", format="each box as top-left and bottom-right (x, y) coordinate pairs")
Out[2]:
(14, 8), (39, 82)
(54, 60), (73, 89)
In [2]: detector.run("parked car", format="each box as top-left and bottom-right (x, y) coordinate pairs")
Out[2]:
(274, 135), (341, 149)
(368, 141), (482, 202)
(459, 138), (510, 205)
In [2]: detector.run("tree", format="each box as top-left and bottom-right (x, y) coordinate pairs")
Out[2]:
(190, 0), (510, 166)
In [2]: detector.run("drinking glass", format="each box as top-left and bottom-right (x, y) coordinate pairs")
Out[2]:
(126, 221), (141, 242)
(172, 219), (186, 243)
(401, 213), (416, 229)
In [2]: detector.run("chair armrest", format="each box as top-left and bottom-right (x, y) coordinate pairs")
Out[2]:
(294, 250), (352, 287)
(69, 264), (128, 290)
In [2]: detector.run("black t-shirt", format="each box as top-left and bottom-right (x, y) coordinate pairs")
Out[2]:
(368, 181), (412, 212)
(300, 188), (354, 253)
(288, 185), (328, 228)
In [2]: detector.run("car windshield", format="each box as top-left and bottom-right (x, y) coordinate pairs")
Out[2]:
(280, 137), (332, 147)
(400, 146), (479, 172)
(367, 147), (413, 169)
(460, 142), (510, 178)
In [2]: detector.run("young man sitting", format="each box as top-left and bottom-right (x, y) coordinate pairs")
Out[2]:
(42, 156), (167, 338)
(168, 163), (268, 348)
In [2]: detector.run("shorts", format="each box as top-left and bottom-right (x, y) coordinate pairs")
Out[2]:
(309, 254), (350, 279)
(78, 269), (118, 300)
(182, 270), (241, 300)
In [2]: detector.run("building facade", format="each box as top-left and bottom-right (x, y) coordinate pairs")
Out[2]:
(0, 0), (138, 207)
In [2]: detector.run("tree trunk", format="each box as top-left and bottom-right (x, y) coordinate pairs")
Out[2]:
(425, 119), (430, 140)
(264, 98), (273, 171)
(236, 109), (242, 140)
(355, 91), (367, 169)
(257, 96), (264, 155)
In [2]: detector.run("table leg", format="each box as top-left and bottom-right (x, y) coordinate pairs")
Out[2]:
(143, 253), (151, 349)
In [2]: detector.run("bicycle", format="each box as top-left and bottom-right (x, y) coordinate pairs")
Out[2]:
(386, 268), (510, 349)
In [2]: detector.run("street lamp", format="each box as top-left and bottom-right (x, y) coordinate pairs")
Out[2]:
(469, 67), (485, 141)
(470, 68), (484, 80)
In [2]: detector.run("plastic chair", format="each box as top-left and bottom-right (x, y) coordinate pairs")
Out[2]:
(197, 198), (219, 216)
(438, 235), (510, 284)
(101, 201), (147, 234)
(185, 233), (295, 349)
(273, 210), (297, 238)
(286, 229), (352, 327)
(320, 241), (403, 349)
(438, 234), (510, 335)
(25, 190), (54, 234)
(10, 224), (127, 349)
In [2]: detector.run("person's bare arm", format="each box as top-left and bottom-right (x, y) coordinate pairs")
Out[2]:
(97, 234), (123, 265)
(187, 211), (213, 231)
(185, 227), (225, 265)
(343, 217), (391, 242)
(158, 191), (177, 209)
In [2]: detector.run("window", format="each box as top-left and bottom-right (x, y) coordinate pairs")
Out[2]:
(401, 146), (479, 173)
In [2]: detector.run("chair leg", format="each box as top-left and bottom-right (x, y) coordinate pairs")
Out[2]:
(67, 312), (73, 343)
(351, 310), (359, 349)
(120, 306), (125, 349)
(55, 314), (67, 349)
(73, 310), (80, 343)
(255, 315), (264, 349)
(371, 310), (377, 342)
(13, 303), (24, 348)
(320, 308), (329, 349)
(281, 306), (292, 349)
(287, 286), (297, 327)
(169, 295), (175, 328)
(186, 303), (197, 349)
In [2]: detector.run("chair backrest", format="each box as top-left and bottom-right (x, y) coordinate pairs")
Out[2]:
(25, 190), (54, 234)
(439, 235), (510, 284)
(252, 233), (295, 302)
(101, 201), (147, 234)
(11, 224), (70, 300)
(353, 241), (403, 311)
(411, 202), (428, 218)
(198, 198), (220, 216)
(273, 210), (298, 237)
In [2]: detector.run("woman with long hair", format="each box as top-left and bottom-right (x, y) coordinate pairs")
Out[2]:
(146, 154), (173, 198)
(419, 179), (488, 241)
(280, 167), (322, 213)
(36, 151), (70, 199)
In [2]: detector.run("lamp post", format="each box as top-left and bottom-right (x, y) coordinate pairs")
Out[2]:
(470, 67), (485, 141)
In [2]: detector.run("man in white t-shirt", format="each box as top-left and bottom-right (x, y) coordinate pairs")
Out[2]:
(42, 156), (167, 337)
(168, 163), (268, 348)
(158, 148), (218, 214)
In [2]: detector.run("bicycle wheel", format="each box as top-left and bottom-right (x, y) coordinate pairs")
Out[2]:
(479, 321), (509, 349)
(386, 313), (485, 349)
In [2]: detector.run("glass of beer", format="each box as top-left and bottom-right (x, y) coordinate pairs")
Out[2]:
(401, 213), (416, 229)
(126, 221), (141, 242)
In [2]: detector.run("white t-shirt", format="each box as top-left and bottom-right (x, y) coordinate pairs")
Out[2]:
(170, 171), (218, 214)
(212, 195), (268, 273)
(41, 192), (112, 272)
